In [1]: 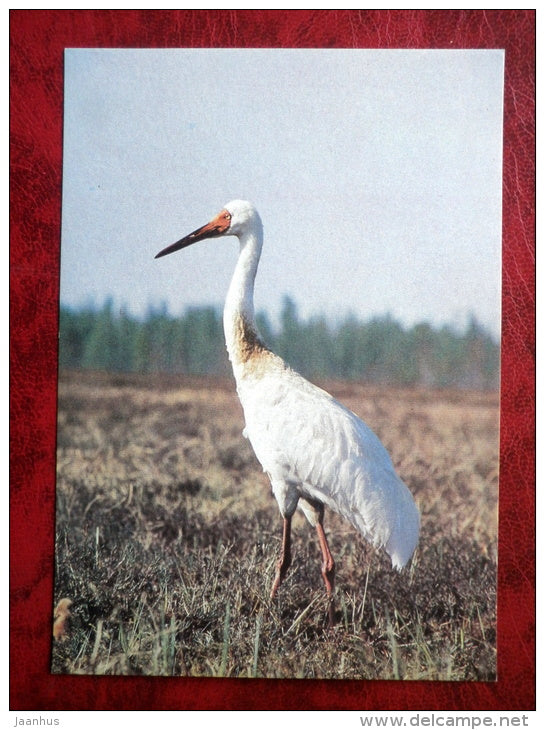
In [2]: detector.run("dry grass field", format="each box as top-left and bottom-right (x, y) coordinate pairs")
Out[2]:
(52, 369), (498, 680)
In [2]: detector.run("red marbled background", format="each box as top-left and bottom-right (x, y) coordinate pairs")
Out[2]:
(10, 9), (535, 710)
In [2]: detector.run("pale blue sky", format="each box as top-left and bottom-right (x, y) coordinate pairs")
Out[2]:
(61, 48), (504, 336)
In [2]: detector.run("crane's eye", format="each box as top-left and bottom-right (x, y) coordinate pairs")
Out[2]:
(225, 213), (231, 220)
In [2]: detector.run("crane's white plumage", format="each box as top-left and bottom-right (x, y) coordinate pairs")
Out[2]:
(238, 365), (419, 569)
(156, 199), (419, 622)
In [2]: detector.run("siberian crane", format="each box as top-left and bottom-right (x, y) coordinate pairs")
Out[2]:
(155, 200), (419, 626)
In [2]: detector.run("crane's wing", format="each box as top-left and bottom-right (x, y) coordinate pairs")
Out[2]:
(238, 365), (419, 568)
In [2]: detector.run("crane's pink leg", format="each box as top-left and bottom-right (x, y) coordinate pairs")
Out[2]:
(316, 519), (336, 627)
(270, 516), (292, 599)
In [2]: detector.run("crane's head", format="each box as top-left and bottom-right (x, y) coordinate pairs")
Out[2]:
(155, 200), (261, 259)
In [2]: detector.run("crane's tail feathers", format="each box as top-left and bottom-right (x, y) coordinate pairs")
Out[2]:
(384, 500), (420, 570)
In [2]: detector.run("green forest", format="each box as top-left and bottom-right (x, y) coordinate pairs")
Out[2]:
(58, 297), (499, 390)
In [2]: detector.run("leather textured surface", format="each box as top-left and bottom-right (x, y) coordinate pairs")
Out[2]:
(10, 9), (535, 711)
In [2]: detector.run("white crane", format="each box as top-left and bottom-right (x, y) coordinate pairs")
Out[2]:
(156, 200), (419, 626)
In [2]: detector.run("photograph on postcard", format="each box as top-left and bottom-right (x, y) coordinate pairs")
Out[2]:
(52, 48), (503, 680)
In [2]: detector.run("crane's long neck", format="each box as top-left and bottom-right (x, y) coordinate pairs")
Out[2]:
(223, 222), (268, 379)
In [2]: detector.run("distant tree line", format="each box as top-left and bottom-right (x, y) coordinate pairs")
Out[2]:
(58, 296), (499, 390)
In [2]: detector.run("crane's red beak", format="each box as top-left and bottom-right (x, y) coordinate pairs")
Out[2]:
(155, 209), (232, 259)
